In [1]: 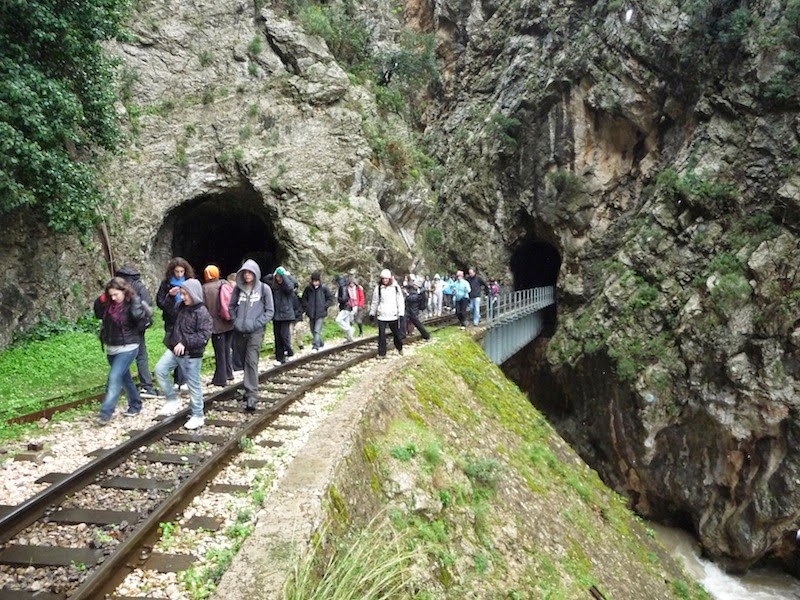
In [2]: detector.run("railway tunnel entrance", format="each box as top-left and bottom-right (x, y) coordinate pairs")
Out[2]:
(153, 186), (283, 280)
(509, 237), (560, 336)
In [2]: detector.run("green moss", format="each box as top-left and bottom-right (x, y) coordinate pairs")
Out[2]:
(328, 485), (349, 524)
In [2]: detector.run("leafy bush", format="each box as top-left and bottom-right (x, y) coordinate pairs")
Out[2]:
(0, 0), (131, 234)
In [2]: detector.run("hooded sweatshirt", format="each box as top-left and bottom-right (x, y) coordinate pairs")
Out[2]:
(167, 278), (213, 357)
(229, 259), (275, 334)
(115, 266), (152, 305)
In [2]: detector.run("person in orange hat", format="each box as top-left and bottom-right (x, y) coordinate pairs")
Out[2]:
(202, 265), (234, 386)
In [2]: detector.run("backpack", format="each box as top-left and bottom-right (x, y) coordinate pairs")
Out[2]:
(136, 299), (154, 333)
(218, 282), (232, 321)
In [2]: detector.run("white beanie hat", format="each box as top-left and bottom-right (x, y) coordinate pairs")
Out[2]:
(380, 269), (392, 279)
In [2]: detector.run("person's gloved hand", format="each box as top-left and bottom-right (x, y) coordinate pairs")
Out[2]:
(369, 314), (375, 323)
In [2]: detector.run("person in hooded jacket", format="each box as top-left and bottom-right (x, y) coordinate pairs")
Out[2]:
(369, 269), (405, 358)
(114, 265), (158, 398)
(156, 257), (194, 392)
(229, 259), (275, 411)
(202, 265), (234, 387)
(404, 280), (431, 340)
(269, 266), (297, 365)
(94, 277), (150, 425)
(154, 278), (212, 429)
(334, 274), (356, 342)
(302, 271), (333, 351)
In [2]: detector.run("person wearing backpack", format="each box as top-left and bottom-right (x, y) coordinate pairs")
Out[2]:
(368, 269), (405, 359)
(202, 265), (234, 387)
(115, 265), (158, 399)
(229, 259), (275, 411)
(93, 277), (150, 425)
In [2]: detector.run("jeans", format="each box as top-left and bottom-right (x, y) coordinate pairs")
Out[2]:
(470, 297), (481, 325)
(155, 350), (204, 417)
(234, 329), (265, 403)
(377, 320), (403, 356)
(100, 348), (141, 419)
(336, 309), (355, 341)
(211, 330), (233, 385)
(310, 317), (325, 349)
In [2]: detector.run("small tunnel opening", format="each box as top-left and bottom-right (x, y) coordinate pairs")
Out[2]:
(510, 238), (561, 290)
(509, 238), (561, 335)
(153, 186), (282, 280)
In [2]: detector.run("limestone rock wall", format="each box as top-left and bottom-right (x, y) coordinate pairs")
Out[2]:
(423, 0), (800, 571)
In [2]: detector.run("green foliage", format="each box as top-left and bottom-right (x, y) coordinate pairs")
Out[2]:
(0, 0), (131, 233)
(247, 35), (264, 55)
(389, 442), (418, 461)
(198, 49), (213, 67)
(762, 0), (800, 107)
(548, 169), (582, 198)
(463, 456), (502, 489)
(284, 518), (418, 600)
(655, 168), (737, 216)
(678, 0), (754, 76)
(490, 113), (522, 149)
(296, 1), (370, 68)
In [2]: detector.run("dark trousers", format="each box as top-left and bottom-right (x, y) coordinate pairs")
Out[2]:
(211, 330), (233, 385)
(230, 332), (243, 371)
(274, 320), (293, 362)
(406, 313), (430, 339)
(135, 333), (154, 390)
(377, 320), (403, 356)
(455, 298), (469, 327)
(234, 329), (264, 402)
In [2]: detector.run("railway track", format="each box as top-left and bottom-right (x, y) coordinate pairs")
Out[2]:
(0, 318), (452, 599)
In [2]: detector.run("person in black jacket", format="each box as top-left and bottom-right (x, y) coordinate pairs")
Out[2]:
(115, 265), (158, 398)
(269, 266), (297, 365)
(302, 271), (333, 351)
(404, 280), (431, 340)
(466, 267), (488, 326)
(94, 277), (150, 425)
(153, 278), (213, 430)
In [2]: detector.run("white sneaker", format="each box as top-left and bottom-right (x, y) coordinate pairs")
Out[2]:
(184, 415), (204, 430)
(157, 400), (181, 416)
(232, 370), (244, 377)
(273, 360), (283, 367)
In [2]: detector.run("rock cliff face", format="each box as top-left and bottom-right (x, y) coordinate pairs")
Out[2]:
(422, 0), (800, 573)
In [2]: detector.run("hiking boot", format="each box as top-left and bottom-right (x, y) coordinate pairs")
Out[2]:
(157, 400), (181, 416)
(245, 397), (257, 412)
(184, 415), (205, 430)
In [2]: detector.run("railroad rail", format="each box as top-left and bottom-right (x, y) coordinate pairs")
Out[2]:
(0, 318), (451, 599)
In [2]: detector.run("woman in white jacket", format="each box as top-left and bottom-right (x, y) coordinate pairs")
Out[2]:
(369, 269), (405, 358)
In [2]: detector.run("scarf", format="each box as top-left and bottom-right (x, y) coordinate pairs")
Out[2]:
(170, 274), (186, 304)
(108, 299), (127, 328)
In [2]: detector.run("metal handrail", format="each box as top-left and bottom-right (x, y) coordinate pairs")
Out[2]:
(484, 286), (555, 325)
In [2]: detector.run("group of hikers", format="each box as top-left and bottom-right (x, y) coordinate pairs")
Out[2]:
(93, 258), (498, 429)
